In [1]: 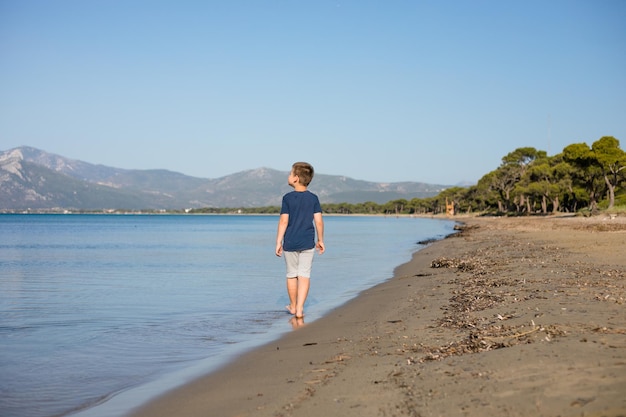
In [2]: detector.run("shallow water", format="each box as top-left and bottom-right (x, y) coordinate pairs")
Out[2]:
(0, 214), (456, 417)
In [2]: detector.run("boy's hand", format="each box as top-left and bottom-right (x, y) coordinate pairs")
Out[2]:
(316, 241), (325, 255)
(275, 243), (283, 257)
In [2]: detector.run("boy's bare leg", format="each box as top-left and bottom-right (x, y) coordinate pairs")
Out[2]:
(286, 278), (297, 314)
(295, 277), (310, 318)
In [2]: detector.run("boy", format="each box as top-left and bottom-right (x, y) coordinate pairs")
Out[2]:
(275, 162), (325, 319)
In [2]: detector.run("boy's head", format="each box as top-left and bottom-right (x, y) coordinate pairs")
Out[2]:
(291, 162), (315, 186)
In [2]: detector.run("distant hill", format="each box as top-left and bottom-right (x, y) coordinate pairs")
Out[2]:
(0, 146), (453, 211)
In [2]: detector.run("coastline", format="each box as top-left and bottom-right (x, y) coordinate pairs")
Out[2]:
(127, 214), (626, 417)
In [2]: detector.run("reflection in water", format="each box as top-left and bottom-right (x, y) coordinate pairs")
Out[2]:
(289, 316), (305, 329)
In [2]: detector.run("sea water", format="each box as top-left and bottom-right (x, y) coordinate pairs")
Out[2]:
(0, 214), (456, 417)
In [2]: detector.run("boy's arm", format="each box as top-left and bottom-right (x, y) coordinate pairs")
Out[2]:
(275, 213), (289, 256)
(314, 212), (325, 254)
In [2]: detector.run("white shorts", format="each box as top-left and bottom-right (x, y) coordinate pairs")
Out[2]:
(284, 249), (315, 278)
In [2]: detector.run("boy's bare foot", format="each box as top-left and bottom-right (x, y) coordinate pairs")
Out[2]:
(285, 305), (296, 315)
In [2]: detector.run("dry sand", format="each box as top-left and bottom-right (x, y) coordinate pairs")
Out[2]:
(128, 214), (626, 417)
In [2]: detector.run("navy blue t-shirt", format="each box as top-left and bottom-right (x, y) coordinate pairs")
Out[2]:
(280, 190), (322, 251)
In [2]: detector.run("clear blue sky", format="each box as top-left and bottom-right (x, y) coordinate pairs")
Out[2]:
(1, 1), (624, 185)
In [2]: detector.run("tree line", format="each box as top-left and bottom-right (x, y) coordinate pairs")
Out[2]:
(190, 136), (625, 216)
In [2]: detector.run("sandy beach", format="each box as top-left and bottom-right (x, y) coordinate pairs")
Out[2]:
(127, 214), (626, 417)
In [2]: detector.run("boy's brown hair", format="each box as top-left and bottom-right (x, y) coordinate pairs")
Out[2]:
(292, 162), (314, 186)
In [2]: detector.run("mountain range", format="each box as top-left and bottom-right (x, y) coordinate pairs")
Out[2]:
(0, 146), (452, 211)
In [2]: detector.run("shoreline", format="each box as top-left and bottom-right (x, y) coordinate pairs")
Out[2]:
(127, 215), (626, 417)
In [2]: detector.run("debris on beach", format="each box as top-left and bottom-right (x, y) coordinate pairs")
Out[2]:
(413, 322), (567, 363)
(421, 240), (580, 362)
(387, 218), (626, 416)
(430, 257), (480, 272)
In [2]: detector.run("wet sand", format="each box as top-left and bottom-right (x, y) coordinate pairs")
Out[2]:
(127, 214), (626, 417)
